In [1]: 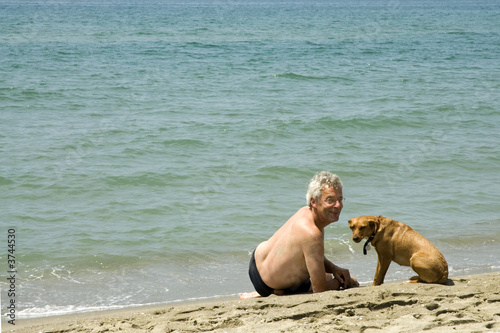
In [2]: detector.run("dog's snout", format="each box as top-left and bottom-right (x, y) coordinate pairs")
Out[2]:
(352, 236), (360, 242)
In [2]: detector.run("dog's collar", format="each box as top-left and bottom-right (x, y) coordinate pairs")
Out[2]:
(363, 232), (376, 255)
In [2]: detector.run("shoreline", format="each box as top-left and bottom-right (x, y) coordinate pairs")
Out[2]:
(5, 271), (500, 333)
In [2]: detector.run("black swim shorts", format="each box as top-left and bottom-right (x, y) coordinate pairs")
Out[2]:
(248, 250), (312, 297)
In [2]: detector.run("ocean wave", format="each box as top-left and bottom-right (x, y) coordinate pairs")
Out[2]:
(304, 114), (426, 131)
(0, 175), (14, 185)
(102, 172), (173, 187)
(18, 304), (131, 319)
(271, 72), (354, 82)
(162, 138), (211, 148)
(17, 293), (240, 319)
(255, 165), (311, 180)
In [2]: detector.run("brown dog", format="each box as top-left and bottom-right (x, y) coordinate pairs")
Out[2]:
(348, 216), (448, 286)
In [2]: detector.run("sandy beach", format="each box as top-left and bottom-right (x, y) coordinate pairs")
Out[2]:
(6, 271), (499, 333)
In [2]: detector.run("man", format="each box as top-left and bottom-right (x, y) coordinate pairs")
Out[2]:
(241, 171), (358, 299)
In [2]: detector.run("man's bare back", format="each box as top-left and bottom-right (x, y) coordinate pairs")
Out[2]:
(241, 172), (358, 299)
(255, 207), (318, 290)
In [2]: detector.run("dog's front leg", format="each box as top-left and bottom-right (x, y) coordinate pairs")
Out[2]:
(373, 255), (392, 286)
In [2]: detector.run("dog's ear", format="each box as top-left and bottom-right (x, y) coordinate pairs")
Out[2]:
(377, 215), (388, 224)
(378, 215), (393, 224)
(370, 217), (381, 233)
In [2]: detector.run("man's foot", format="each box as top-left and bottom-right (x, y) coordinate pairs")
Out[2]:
(239, 291), (262, 299)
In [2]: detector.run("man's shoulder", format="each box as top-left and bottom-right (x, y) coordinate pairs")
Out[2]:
(293, 210), (323, 239)
(294, 206), (314, 221)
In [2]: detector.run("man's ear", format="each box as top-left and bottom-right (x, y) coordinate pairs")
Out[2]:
(310, 196), (317, 208)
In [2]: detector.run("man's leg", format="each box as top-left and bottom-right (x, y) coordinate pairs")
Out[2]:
(325, 273), (359, 290)
(325, 273), (341, 290)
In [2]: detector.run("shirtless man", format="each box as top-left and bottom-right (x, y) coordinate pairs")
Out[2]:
(241, 171), (358, 299)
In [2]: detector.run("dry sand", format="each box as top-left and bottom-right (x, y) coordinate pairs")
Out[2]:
(6, 272), (500, 333)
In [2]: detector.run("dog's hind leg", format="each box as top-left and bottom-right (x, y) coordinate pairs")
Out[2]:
(409, 252), (444, 284)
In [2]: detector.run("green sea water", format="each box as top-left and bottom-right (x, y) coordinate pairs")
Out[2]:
(1, 0), (499, 318)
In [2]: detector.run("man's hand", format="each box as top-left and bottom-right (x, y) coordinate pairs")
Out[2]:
(332, 266), (352, 289)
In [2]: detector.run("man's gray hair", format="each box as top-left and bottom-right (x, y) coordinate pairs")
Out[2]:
(306, 171), (343, 208)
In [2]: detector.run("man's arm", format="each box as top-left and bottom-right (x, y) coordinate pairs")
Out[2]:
(302, 230), (328, 293)
(324, 257), (351, 289)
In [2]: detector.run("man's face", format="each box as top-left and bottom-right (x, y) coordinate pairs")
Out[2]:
(316, 186), (344, 223)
